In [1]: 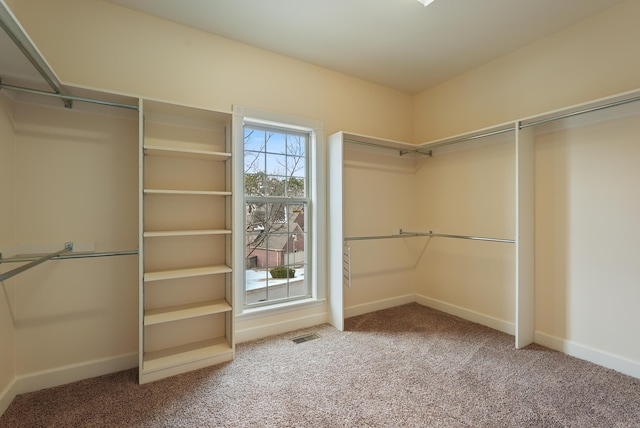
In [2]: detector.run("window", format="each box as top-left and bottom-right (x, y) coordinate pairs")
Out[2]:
(233, 107), (325, 312)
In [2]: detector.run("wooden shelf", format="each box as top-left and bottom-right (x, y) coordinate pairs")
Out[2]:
(142, 337), (233, 374)
(144, 145), (231, 161)
(144, 189), (232, 196)
(144, 229), (232, 238)
(144, 265), (232, 282)
(144, 299), (231, 325)
(140, 100), (233, 384)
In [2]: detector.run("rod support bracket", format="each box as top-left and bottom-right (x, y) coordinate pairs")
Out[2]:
(65, 242), (74, 251)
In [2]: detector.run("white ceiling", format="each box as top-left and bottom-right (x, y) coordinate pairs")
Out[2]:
(39, 1), (638, 94)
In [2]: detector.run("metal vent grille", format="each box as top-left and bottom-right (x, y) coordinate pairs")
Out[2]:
(291, 333), (320, 344)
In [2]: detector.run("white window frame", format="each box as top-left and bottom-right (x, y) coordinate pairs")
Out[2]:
(232, 106), (325, 316)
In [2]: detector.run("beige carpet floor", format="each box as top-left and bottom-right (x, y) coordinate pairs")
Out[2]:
(1, 303), (639, 427)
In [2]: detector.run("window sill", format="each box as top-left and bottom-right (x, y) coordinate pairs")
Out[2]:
(235, 298), (326, 321)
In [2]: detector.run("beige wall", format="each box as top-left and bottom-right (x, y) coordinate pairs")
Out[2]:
(13, 0), (413, 144)
(413, 0), (640, 142)
(414, 135), (516, 324)
(10, 97), (139, 375)
(4, 0), (640, 389)
(534, 104), (640, 361)
(3, 0), (414, 383)
(0, 93), (16, 407)
(342, 147), (418, 311)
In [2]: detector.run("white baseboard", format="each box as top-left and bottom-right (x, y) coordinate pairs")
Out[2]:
(0, 378), (17, 419)
(415, 294), (515, 336)
(344, 294), (416, 319)
(14, 352), (138, 396)
(1, 352), (137, 418)
(235, 312), (328, 344)
(534, 331), (640, 379)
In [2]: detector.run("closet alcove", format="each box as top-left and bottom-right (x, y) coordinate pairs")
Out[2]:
(0, 2), (234, 405)
(329, 90), (640, 378)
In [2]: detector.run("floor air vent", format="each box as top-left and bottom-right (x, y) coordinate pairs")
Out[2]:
(292, 333), (320, 344)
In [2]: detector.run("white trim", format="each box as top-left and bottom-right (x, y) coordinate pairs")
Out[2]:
(515, 125), (535, 348)
(235, 312), (327, 343)
(232, 105), (325, 315)
(236, 298), (326, 321)
(327, 132), (345, 330)
(0, 377), (17, 418)
(534, 331), (640, 379)
(344, 294), (416, 319)
(415, 294), (515, 336)
(1, 352), (137, 417)
(13, 353), (137, 396)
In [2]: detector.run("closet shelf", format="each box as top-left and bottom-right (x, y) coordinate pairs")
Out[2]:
(144, 229), (232, 238)
(143, 189), (232, 196)
(142, 337), (233, 374)
(144, 299), (232, 326)
(144, 265), (232, 282)
(140, 99), (234, 384)
(144, 145), (231, 161)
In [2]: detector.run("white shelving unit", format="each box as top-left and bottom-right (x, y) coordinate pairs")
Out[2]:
(139, 99), (234, 384)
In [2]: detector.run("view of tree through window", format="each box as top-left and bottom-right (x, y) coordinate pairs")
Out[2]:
(244, 125), (310, 306)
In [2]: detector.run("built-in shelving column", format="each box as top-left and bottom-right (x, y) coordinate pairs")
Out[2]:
(515, 124), (535, 348)
(139, 100), (234, 384)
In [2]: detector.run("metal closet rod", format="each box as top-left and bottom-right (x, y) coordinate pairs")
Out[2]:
(402, 127), (516, 156)
(0, 243), (72, 282)
(0, 82), (139, 111)
(0, 246), (139, 282)
(343, 138), (431, 157)
(344, 229), (514, 244)
(403, 91), (640, 155)
(518, 93), (640, 129)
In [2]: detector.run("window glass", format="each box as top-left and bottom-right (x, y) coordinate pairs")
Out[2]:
(243, 125), (311, 307)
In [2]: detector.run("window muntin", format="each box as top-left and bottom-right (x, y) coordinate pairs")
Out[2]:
(243, 124), (311, 307)
(244, 126), (307, 198)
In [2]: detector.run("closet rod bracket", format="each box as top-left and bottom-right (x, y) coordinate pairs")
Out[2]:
(399, 149), (432, 157)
